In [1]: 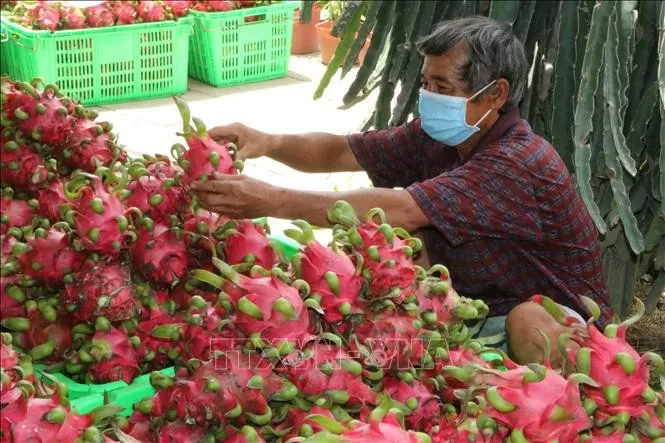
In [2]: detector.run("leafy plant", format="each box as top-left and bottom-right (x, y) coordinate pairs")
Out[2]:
(303, 0), (665, 317)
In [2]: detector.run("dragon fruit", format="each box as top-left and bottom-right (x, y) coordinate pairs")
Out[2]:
(6, 305), (73, 363)
(272, 405), (341, 440)
(303, 408), (431, 443)
(225, 425), (266, 443)
(278, 342), (377, 408)
(458, 362), (594, 442)
(78, 325), (140, 384)
(286, 219), (365, 324)
(207, 258), (313, 356)
(431, 407), (507, 443)
(7, 82), (76, 149)
(171, 95), (243, 186)
(137, 0), (167, 22)
(132, 309), (187, 370)
(380, 377), (440, 432)
(129, 218), (191, 286)
(62, 259), (137, 323)
(124, 156), (187, 223)
(140, 352), (298, 427)
(182, 206), (229, 255)
(36, 178), (68, 222)
(0, 392), (119, 443)
(348, 308), (443, 374)
(179, 300), (241, 362)
(85, 3), (115, 27)
(63, 171), (136, 257)
(328, 201), (422, 302)
(13, 226), (84, 289)
(411, 264), (489, 331)
(0, 133), (54, 191)
(110, 0), (137, 24)
(0, 194), (38, 235)
(30, 2), (62, 31)
(553, 296), (664, 425)
(62, 119), (126, 172)
(0, 275), (26, 318)
(192, 1), (234, 11)
(216, 219), (279, 269)
(163, 0), (193, 17)
(61, 6), (86, 29)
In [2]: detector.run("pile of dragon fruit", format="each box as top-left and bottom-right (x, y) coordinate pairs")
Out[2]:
(1, 75), (664, 442)
(2, 0), (276, 31)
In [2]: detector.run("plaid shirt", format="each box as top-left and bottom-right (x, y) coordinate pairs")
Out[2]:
(347, 108), (614, 330)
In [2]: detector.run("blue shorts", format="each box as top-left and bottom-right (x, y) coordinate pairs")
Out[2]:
(474, 305), (585, 353)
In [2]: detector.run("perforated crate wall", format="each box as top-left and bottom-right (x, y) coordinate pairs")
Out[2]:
(0, 17), (192, 106)
(188, 3), (295, 87)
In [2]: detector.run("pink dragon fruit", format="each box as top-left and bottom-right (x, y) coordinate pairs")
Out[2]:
(7, 305), (74, 363)
(209, 257), (313, 356)
(62, 259), (138, 323)
(286, 219), (365, 324)
(198, 0), (234, 11)
(110, 0), (137, 24)
(0, 133), (54, 191)
(133, 309), (188, 370)
(304, 409), (431, 443)
(0, 275), (26, 318)
(225, 426), (266, 443)
(62, 120), (126, 172)
(139, 352), (298, 427)
(0, 194), (38, 235)
(163, 0), (193, 18)
(216, 219), (279, 269)
(14, 226), (85, 289)
(78, 326), (140, 384)
(272, 406), (340, 440)
(61, 6), (86, 29)
(327, 201), (423, 302)
(129, 218), (191, 286)
(8, 82), (77, 149)
(85, 3), (115, 27)
(412, 264), (489, 330)
(431, 410), (507, 443)
(171, 95), (243, 186)
(278, 342), (377, 408)
(124, 156), (187, 223)
(553, 296), (664, 425)
(381, 377), (440, 432)
(155, 420), (208, 442)
(63, 171), (135, 257)
(36, 178), (68, 222)
(182, 206), (229, 256)
(30, 2), (62, 31)
(137, 0), (167, 22)
(180, 300), (241, 362)
(460, 363), (594, 442)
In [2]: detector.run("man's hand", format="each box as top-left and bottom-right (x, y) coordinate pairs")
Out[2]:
(208, 123), (276, 161)
(191, 174), (280, 219)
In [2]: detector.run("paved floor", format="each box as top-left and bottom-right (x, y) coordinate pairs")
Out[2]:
(93, 53), (379, 244)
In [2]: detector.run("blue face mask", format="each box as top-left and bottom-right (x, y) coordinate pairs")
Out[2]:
(418, 80), (496, 146)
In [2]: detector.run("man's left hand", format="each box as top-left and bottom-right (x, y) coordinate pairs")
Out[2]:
(191, 174), (280, 219)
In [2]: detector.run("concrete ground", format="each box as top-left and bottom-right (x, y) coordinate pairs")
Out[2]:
(93, 53), (379, 244)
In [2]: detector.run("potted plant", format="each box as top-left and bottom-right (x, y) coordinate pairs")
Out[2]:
(315, 0), (370, 66)
(291, 1), (323, 55)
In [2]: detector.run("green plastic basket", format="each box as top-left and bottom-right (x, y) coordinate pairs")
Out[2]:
(0, 16), (193, 106)
(188, 3), (296, 87)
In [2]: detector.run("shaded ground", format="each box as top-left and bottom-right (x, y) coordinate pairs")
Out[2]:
(626, 280), (665, 388)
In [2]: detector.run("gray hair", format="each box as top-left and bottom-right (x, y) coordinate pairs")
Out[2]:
(416, 16), (528, 112)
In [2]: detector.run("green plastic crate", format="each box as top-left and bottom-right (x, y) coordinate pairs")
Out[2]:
(188, 3), (297, 87)
(0, 16), (193, 106)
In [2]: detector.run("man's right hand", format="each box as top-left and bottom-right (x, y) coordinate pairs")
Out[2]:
(208, 123), (276, 161)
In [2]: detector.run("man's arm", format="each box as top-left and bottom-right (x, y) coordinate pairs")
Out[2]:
(274, 187), (431, 232)
(269, 133), (364, 173)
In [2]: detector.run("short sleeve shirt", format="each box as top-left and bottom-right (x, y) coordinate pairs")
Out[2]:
(347, 108), (614, 330)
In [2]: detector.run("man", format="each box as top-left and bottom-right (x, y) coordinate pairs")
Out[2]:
(191, 16), (615, 367)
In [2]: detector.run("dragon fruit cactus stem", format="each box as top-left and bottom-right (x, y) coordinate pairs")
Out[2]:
(171, 95), (243, 186)
(285, 219), (365, 324)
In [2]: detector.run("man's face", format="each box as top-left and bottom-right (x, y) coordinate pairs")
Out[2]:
(420, 43), (496, 128)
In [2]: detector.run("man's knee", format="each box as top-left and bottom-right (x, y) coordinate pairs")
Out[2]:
(505, 301), (575, 368)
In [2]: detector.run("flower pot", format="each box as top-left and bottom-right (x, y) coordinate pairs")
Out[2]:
(315, 20), (371, 66)
(291, 5), (322, 55)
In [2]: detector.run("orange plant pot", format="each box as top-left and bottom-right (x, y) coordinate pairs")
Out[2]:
(291, 5), (322, 55)
(315, 20), (371, 66)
